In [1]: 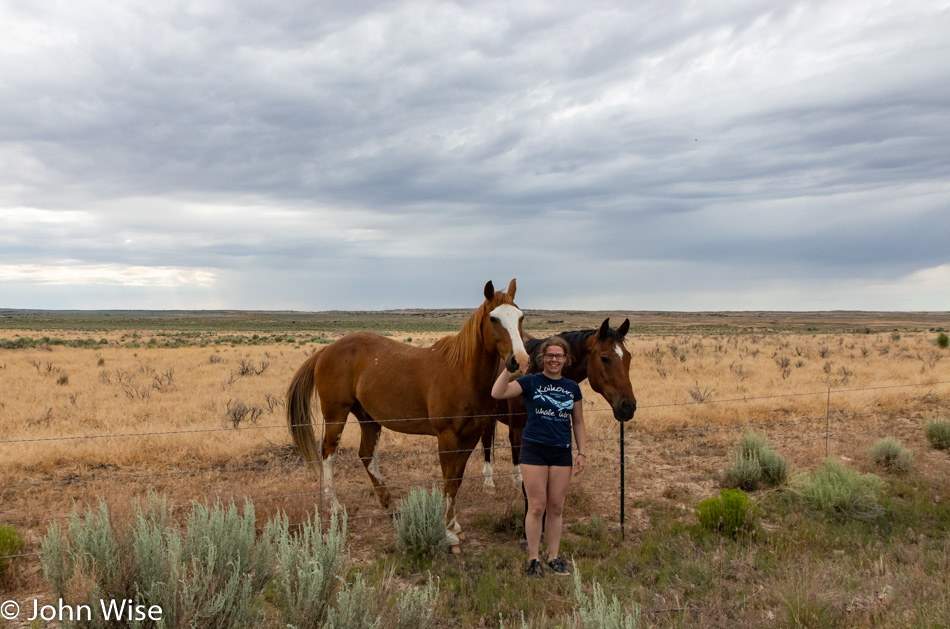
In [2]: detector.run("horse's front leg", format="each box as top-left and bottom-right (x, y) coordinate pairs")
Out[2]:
(437, 433), (472, 550)
(357, 416), (391, 509)
(481, 419), (495, 488)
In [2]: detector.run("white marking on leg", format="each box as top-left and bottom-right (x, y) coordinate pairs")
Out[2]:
(367, 432), (383, 484)
(483, 461), (495, 487)
(445, 512), (462, 545)
(323, 454), (342, 510)
(513, 463), (522, 485)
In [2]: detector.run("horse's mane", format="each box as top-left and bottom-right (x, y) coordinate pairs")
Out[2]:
(526, 329), (593, 361)
(525, 326), (626, 367)
(432, 296), (512, 368)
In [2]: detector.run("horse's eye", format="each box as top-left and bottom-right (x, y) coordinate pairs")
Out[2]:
(490, 316), (498, 323)
(600, 356), (609, 364)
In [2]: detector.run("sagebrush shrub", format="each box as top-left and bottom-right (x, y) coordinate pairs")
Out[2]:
(696, 489), (756, 538)
(40, 493), (298, 629)
(938, 333), (949, 349)
(394, 486), (448, 561)
(274, 509), (349, 629)
(572, 559), (641, 628)
(325, 573), (379, 629)
(869, 438), (914, 473)
(793, 459), (883, 521)
(926, 421), (950, 450)
(391, 575), (440, 629)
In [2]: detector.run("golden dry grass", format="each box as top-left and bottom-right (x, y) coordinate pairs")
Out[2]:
(1, 324), (949, 599)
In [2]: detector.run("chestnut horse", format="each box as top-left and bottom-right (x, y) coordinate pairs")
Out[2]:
(287, 280), (529, 546)
(481, 318), (636, 487)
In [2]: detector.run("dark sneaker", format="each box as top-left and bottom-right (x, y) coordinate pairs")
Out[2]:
(547, 556), (570, 576)
(525, 558), (543, 578)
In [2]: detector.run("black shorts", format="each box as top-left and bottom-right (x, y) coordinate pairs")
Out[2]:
(520, 439), (573, 467)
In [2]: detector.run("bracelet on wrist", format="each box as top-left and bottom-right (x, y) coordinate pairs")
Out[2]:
(576, 452), (586, 458)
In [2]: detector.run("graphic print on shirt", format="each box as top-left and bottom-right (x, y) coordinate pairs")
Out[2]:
(532, 385), (575, 419)
(519, 373), (583, 447)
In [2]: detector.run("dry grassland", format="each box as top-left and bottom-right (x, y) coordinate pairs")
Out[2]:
(1, 315), (950, 612)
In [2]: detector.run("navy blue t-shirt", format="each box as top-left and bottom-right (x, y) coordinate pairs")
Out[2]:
(517, 373), (583, 448)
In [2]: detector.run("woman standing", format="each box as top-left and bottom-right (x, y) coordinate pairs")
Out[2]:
(491, 337), (587, 577)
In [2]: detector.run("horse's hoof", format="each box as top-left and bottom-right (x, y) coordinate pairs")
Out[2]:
(483, 477), (495, 488)
(450, 545), (462, 555)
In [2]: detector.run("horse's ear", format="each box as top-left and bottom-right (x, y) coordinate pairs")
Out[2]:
(484, 281), (495, 301)
(598, 318), (611, 341)
(618, 318), (630, 337)
(507, 278), (517, 299)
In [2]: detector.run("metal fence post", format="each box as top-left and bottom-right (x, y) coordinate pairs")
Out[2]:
(825, 387), (831, 458)
(620, 421), (626, 541)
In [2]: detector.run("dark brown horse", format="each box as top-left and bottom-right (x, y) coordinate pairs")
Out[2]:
(287, 280), (529, 545)
(481, 318), (636, 486)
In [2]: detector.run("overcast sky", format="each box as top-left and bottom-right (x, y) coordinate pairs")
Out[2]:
(2, 0), (948, 312)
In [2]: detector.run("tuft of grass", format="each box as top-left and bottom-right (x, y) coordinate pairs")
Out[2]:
(937, 333), (948, 348)
(869, 438), (914, 473)
(793, 459), (884, 521)
(393, 486), (448, 566)
(926, 421), (950, 450)
(695, 489), (756, 538)
(723, 430), (788, 490)
(723, 452), (762, 491)
(0, 524), (25, 584)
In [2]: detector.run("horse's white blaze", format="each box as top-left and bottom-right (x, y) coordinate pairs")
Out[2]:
(490, 303), (528, 367)
(615, 344), (624, 360)
(482, 461), (495, 487)
(367, 432), (382, 483)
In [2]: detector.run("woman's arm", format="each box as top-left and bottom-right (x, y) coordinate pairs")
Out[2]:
(572, 402), (588, 475)
(491, 361), (523, 400)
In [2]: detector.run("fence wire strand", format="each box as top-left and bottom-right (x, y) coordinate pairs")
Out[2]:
(2, 379), (948, 561)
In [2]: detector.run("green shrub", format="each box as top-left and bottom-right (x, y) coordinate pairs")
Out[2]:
(938, 333), (949, 348)
(572, 559), (641, 628)
(926, 421), (950, 450)
(869, 438), (914, 473)
(0, 524), (25, 583)
(793, 459), (883, 521)
(394, 486), (448, 562)
(695, 489), (756, 538)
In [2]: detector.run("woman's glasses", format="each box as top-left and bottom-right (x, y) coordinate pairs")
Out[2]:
(543, 353), (566, 361)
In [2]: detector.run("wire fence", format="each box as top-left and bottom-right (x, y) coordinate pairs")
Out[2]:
(2, 379), (948, 562)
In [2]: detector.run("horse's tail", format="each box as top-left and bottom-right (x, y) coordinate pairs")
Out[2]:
(287, 349), (325, 475)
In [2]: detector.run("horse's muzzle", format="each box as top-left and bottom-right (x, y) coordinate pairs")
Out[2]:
(505, 352), (529, 376)
(613, 399), (636, 422)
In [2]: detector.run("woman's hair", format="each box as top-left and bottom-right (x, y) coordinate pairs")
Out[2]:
(535, 336), (573, 370)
